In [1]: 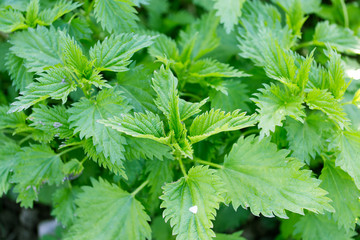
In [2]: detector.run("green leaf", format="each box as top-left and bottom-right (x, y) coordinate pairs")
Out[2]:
(0, 9), (26, 33)
(9, 67), (77, 113)
(65, 178), (151, 240)
(160, 165), (224, 240)
(238, 1), (294, 66)
(116, 65), (157, 112)
(5, 52), (34, 91)
(152, 66), (179, 117)
(82, 138), (125, 176)
(148, 34), (179, 61)
(146, 158), (174, 197)
(320, 161), (360, 231)
(60, 32), (89, 74)
(305, 88), (349, 129)
(313, 21), (360, 54)
(189, 58), (247, 78)
(274, 0), (307, 37)
(213, 0), (246, 33)
(9, 26), (62, 72)
(0, 0), (30, 11)
(11, 145), (65, 208)
(37, 0), (82, 25)
(294, 213), (356, 240)
(285, 112), (332, 164)
(152, 66), (185, 145)
(324, 47), (348, 99)
(25, 0), (39, 27)
(179, 98), (208, 121)
(329, 130), (360, 190)
(93, 0), (138, 33)
(0, 105), (27, 129)
(272, 0), (321, 14)
(99, 111), (170, 144)
(90, 33), (155, 72)
(263, 43), (297, 85)
(68, 89), (131, 175)
(210, 80), (251, 112)
(51, 187), (81, 227)
(252, 84), (305, 139)
(0, 136), (20, 196)
(124, 137), (173, 161)
(217, 135), (334, 218)
(62, 159), (84, 176)
(189, 109), (257, 144)
(29, 105), (73, 139)
(179, 13), (220, 60)
(67, 17), (92, 41)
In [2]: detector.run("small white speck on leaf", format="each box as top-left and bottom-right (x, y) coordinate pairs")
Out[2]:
(189, 205), (198, 214)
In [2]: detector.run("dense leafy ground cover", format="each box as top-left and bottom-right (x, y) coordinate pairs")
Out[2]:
(1, 0), (360, 239)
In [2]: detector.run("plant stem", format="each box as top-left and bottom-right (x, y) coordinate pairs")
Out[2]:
(57, 145), (82, 157)
(19, 135), (32, 145)
(180, 92), (202, 101)
(193, 157), (223, 169)
(292, 41), (316, 50)
(59, 141), (82, 148)
(80, 155), (89, 164)
(340, 0), (349, 28)
(131, 180), (149, 197)
(176, 152), (188, 177)
(242, 128), (259, 137)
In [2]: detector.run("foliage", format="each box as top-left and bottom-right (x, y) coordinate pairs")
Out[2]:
(1, 0), (360, 239)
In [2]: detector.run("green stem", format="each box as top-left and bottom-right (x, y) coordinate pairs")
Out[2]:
(177, 153), (188, 177)
(80, 155), (89, 164)
(193, 157), (223, 169)
(57, 145), (82, 157)
(59, 141), (82, 148)
(179, 92), (202, 101)
(242, 128), (259, 137)
(340, 0), (349, 28)
(292, 40), (316, 50)
(19, 135), (32, 145)
(131, 180), (149, 197)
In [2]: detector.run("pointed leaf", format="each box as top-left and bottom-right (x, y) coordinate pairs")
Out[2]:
(252, 84), (305, 139)
(320, 161), (360, 231)
(9, 26), (62, 72)
(99, 111), (169, 144)
(68, 89), (131, 175)
(285, 112), (332, 164)
(294, 213), (355, 240)
(11, 145), (65, 208)
(217, 135), (334, 218)
(160, 165), (224, 240)
(65, 178), (151, 240)
(0, 9), (26, 33)
(9, 67), (77, 113)
(29, 104), (73, 139)
(189, 109), (257, 144)
(329, 130), (360, 190)
(93, 0), (138, 33)
(0, 136), (20, 196)
(90, 33), (155, 72)
(305, 88), (350, 129)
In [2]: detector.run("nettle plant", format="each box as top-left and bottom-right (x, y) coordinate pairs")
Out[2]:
(1, 0), (360, 239)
